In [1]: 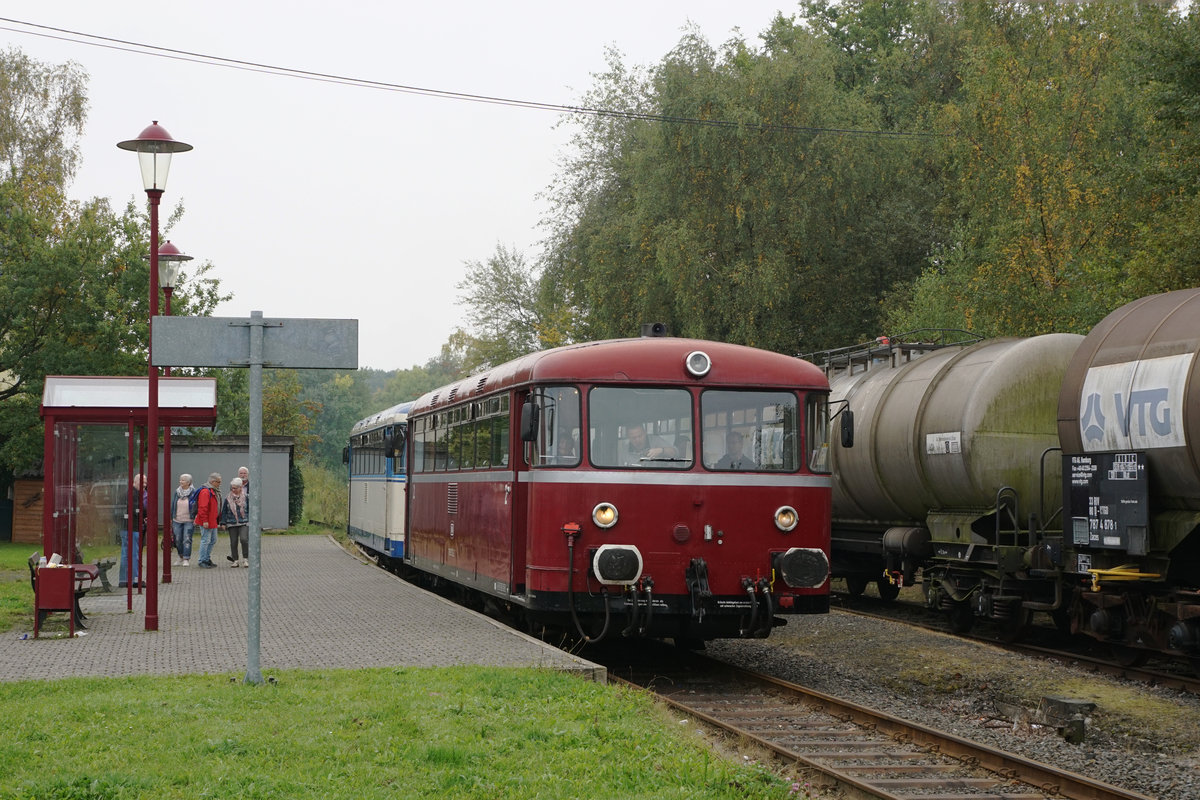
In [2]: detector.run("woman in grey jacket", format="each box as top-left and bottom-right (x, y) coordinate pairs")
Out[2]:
(220, 477), (251, 567)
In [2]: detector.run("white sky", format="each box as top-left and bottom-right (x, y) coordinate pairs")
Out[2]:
(2, 1), (794, 370)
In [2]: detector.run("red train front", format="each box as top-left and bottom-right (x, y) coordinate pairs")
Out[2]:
(405, 335), (831, 643)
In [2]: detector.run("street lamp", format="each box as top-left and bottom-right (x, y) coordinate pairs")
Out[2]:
(117, 122), (192, 632)
(157, 240), (192, 584)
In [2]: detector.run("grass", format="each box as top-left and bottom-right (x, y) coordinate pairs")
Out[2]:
(0, 667), (800, 800)
(299, 458), (349, 529)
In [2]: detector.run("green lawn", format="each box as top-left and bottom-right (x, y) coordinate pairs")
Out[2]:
(0, 667), (804, 800)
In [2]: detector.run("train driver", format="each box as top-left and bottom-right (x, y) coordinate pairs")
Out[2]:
(714, 430), (756, 470)
(623, 423), (676, 465)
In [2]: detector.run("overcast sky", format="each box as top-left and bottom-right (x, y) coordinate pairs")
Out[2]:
(3, 2), (794, 370)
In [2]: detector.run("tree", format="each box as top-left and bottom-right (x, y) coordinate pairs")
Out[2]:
(545, 17), (939, 353)
(0, 49), (227, 478)
(0, 47), (87, 186)
(1123, 9), (1200, 295)
(887, 2), (1168, 336)
(455, 243), (558, 370)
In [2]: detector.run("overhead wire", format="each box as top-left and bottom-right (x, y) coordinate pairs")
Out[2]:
(0, 16), (942, 139)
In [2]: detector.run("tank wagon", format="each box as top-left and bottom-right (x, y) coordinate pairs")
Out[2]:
(822, 287), (1200, 668)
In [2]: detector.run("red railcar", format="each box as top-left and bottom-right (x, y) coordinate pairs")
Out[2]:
(405, 335), (832, 642)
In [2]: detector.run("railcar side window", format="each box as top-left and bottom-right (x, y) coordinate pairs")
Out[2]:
(806, 394), (831, 474)
(411, 395), (510, 473)
(588, 387), (692, 469)
(700, 390), (799, 472)
(531, 386), (580, 467)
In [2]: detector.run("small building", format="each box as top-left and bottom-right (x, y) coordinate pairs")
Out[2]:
(165, 435), (295, 530)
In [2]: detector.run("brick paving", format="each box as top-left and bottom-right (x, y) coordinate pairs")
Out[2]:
(4, 535), (604, 682)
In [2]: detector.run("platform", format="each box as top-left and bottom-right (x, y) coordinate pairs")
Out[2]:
(2, 535), (604, 683)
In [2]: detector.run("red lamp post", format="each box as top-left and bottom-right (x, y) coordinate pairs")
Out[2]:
(117, 122), (192, 631)
(157, 240), (192, 584)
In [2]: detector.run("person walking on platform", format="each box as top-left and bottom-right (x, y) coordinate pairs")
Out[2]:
(194, 473), (222, 568)
(221, 477), (250, 568)
(237, 465), (250, 497)
(172, 473), (199, 566)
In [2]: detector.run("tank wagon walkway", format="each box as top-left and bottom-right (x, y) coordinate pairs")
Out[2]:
(4, 535), (603, 683)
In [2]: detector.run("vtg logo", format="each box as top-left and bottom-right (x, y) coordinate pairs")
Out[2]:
(1079, 353), (1193, 451)
(1081, 388), (1171, 444)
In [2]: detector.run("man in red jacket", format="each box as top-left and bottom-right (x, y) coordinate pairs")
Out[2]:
(194, 473), (222, 568)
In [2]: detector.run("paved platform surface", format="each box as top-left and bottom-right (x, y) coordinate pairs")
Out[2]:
(4, 535), (604, 683)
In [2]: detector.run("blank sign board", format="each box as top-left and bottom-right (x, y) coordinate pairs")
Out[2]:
(152, 316), (358, 370)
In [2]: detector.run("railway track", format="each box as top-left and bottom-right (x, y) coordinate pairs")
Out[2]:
(832, 589), (1200, 695)
(597, 645), (1156, 800)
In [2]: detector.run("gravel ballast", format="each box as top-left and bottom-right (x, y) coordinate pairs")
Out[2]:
(706, 610), (1199, 800)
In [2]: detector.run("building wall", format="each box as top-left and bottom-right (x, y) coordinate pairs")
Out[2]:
(165, 437), (294, 530)
(12, 480), (42, 545)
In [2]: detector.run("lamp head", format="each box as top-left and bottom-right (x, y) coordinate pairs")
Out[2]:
(156, 240), (193, 290)
(117, 121), (192, 192)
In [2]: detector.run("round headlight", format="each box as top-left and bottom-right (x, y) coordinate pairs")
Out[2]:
(593, 502), (619, 529)
(774, 505), (798, 532)
(685, 350), (711, 378)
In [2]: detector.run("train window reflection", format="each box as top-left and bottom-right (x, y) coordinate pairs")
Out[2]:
(589, 387), (692, 469)
(531, 386), (580, 467)
(701, 390), (799, 472)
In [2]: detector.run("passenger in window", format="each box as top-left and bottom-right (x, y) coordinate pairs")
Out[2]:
(674, 435), (692, 463)
(715, 431), (755, 470)
(624, 424), (676, 465)
(551, 435), (578, 464)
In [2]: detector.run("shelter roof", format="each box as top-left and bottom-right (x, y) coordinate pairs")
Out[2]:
(40, 376), (218, 427)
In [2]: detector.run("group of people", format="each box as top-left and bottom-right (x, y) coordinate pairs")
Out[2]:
(117, 466), (254, 587)
(172, 466), (252, 569)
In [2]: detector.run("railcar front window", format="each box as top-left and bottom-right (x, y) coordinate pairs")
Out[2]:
(701, 390), (799, 472)
(531, 386), (580, 467)
(588, 387), (692, 469)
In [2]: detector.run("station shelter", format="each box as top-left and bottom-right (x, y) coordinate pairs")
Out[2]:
(38, 376), (217, 569)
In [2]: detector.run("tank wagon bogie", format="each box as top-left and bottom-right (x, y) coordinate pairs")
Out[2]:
(823, 288), (1200, 669)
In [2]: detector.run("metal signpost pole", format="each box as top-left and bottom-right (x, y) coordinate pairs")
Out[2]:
(246, 311), (265, 685)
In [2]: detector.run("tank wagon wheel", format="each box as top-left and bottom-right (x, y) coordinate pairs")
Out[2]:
(1108, 644), (1150, 668)
(947, 600), (975, 634)
(875, 579), (901, 602)
(845, 577), (869, 598)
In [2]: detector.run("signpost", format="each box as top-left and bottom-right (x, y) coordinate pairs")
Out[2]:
(153, 312), (357, 683)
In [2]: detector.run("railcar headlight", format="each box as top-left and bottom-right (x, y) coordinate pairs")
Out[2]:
(774, 505), (798, 532)
(592, 502), (619, 529)
(684, 350), (712, 377)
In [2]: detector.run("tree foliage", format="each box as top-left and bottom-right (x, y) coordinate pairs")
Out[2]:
(0, 47), (87, 187)
(890, 2), (1169, 337)
(0, 49), (226, 477)
(539, 15), (943, 353)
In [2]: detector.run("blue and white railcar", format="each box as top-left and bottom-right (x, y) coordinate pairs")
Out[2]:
(347, 401), (411, 558)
